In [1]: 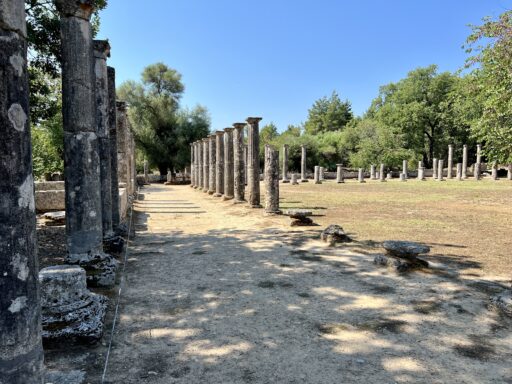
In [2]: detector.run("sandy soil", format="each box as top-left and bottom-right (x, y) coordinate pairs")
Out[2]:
(79, 183), (512, 384)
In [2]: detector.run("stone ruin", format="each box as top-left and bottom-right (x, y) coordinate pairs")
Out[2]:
(375, 241), (430, 273)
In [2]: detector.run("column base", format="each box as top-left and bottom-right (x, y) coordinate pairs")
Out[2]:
(300, 179), (309, 183)
(207, 190), (215, 195)
(233, 199), (246, 204)
(291, 182), (299, 185)
(103, 234), (125, 255)
(336, 180), (345, 184)
(203, 189), (209, 193)
(213, 193), (223, 197)
(282, 180), (290, 183)
(314, 181), (322, 184)
(249, 204), (263, 209)
(222, 195), (234, 201)
(264, 210), (282, 215)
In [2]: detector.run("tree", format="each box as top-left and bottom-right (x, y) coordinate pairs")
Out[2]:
(304, 91), (353, 134)
(464, 11), (512, 163)
(25, 0), (108, 123)
(367, 65), (468, 167)
(118, 63), (210, 175)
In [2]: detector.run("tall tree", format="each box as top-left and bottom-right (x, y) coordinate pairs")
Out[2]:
(304, 91), (353, 134)
(464, 11), (512, 163)
(367, 65), (467, 167)
(118, 63), (210, 175)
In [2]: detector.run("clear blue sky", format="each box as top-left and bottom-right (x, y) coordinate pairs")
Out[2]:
(97, 0), (510, 132)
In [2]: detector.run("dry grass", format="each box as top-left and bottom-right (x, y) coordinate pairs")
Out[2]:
(280, 178), (512, 279)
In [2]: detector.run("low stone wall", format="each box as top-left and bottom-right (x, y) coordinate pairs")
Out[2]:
(36, 183), (129, 220)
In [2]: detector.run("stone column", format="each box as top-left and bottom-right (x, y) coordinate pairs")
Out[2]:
(437, 159), (444, 181)
(300, 145), (308, 182)
(456, 163), (462, 180)
(314, 166), (321, 184)
(243, 144), (248, 186)
(447, 144), (454, 179)
(386, 172), (392, 181)
(462, 144), (468, 179)
(491, 162), (498, 180)
(107, 67), (121, 229)
(282, 144), (289, 183)
(233, 123), (246, 202)
(474, 163), (481, 180)
(379, 164), (386, 182)
(93, 40), (113, 239)
(417, 161), (425, 181)
(0, 1), (44, 381)
(190, 143), (195, 187)
(116, 101), (129, 189)
(223, 128), (235, 200)
(197, 140), (203, 190)
(291, 173), (299, 185)
(370, 164), (376, 180)
(203, 138), (209, 193)
(399, 173), (406, 182)
(432, 158), (438, 180)
(214, 131), (225, 197)
(320, 167), (325, 181)
(247, 117), (262, 207)
(208, 135), (216, 194)
(336, 164), (345, 183)
(358, 168), (365, 183)
(402, 160), (408, 179)
(143, 159), (148, 183)
(57, 0), (116, 287)
(507, 164), (512, 181)
(264, 145), (281, 214)
(476, 144), (482, 164)
(194, 141), (200, 189)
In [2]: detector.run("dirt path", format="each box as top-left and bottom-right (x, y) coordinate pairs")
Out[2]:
(100, 184), (511, 384)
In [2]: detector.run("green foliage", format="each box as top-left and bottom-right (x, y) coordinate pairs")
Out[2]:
(118, 63), (210, 175)
(31, 119), (64, 180)
(367, 65), (471, 167)
(25, 0), (107, 122)
(464, 11), (512, 163)
(304, 91), (353, 135)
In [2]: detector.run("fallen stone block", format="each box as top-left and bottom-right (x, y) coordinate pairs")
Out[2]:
(374, 254), (429, 273)
(382, 240), (430, 258)
(65, 251), (118, 288)
(42, 211), (66, 226)
(320, 224), (352, 245)
(39, 265), (107, 345)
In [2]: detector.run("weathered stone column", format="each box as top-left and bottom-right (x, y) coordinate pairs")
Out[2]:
(491, 162), (498, 180)
(417, 161), (425, 181)
(370, 164), (376, 180)
(462, 144), (468, 179)
(143, 159), (148, 183)
(214, 131), (225, 197)
(282, 144), (290, 183)
(456, 163), (462, 180)
(116, 101), (129, 189)
(300, 145), (308, 182)
(474, 163), (481, 180)
(358, 168), (365, 183)
(244, 144), (248, 186)
(0, 1), (44, 381)
(57, 0), (116, 287)
(432, 158), (438, 180)
(291, 173), (299, 185)
(264, 145), (281, 214)
(93, 40), (113, 239)
(447, 144), (454, 179)
(314, 166), (321, 184)
(336, 164), (345, 183)
(233, 123), (246, 202)
(247, 117), (262, 207)
(402, 160), (408, 179)
(476, 144), (482, 164)
(197, 140), (203, 190)
(208, 135), (216, 194)
(107, 67), (121, 229)
(507, 164), (512, 180)
(379, 164), (386, 182)
(437, 159), (444, 181)
(386, 172), (392, 181)
(223, 128), (235, 200)
(203, 138), (209, 193)
(399, 173), (407, 182)
(194, 141), (200, 189)
(190, 142), (195, 187)
(320, 167), (325, 181)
